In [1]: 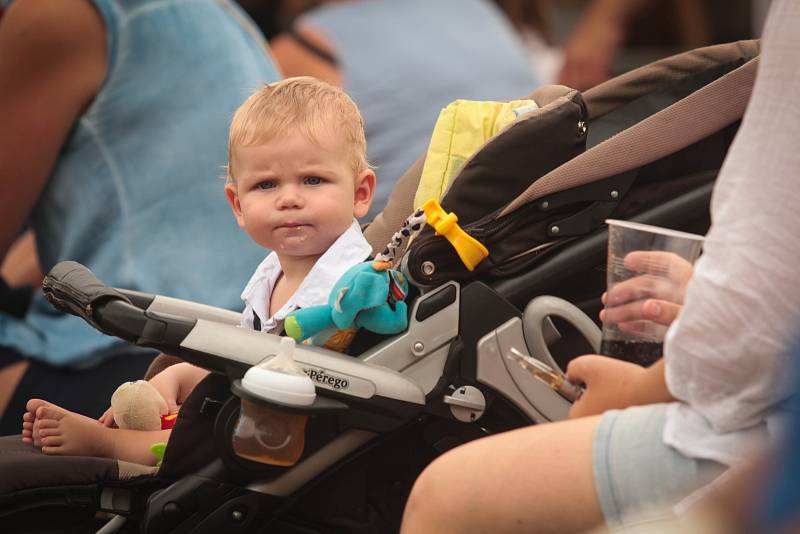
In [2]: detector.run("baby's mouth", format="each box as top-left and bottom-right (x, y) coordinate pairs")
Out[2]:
(275, 222), (311, 230)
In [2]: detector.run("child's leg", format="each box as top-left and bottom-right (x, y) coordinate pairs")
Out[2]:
(32, 402), (171, 465)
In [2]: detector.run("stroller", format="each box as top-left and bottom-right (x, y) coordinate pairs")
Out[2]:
(0, 41), (758, 533)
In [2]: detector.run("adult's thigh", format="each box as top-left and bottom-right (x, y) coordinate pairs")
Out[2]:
(402, 415), (604, 534)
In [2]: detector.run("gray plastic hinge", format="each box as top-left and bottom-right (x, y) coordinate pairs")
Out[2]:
(443, 385), (486, 422)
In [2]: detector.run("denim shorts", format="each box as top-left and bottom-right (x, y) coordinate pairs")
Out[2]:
(592, 403), (727, 530)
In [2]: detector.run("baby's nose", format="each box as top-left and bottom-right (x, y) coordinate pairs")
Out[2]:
(276, 186), (304, 209)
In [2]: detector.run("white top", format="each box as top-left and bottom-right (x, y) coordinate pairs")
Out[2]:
(239, 220), (373, 334)
(663, 0), (800, 467)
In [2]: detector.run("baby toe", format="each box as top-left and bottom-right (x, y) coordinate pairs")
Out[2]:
(41, 435), (63, 447)
(36, 417), (59, 429)
(26, 398), (50, 414)
(38, 427), (59, 438)
(36, 405), (63, 421)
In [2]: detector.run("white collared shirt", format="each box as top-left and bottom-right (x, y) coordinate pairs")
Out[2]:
(239, 219), (372, 334)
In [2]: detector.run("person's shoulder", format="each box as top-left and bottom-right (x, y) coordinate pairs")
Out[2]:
(2, 0), (105, 51)
(0, 0), (106, 155)
(1, 0), (106, 91)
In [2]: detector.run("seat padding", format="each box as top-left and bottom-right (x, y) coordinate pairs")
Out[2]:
(0, 435), (122, 494)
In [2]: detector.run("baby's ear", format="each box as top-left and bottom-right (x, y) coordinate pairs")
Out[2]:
(224, 183), (246, 228)
(353, 169), (375, 218)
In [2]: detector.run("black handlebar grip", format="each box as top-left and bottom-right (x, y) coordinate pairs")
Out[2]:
(42, 261), (131, 327)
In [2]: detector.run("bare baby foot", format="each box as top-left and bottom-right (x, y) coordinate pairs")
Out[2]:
(22, 398), (51, 447)
(34, 403), (113, 458)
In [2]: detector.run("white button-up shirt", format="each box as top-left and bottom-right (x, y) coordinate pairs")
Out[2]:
(239, 220), (372, 334)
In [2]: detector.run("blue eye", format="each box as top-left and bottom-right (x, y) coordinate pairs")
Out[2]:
(304, 176), (323, 185)
(257, 181), (276, 190)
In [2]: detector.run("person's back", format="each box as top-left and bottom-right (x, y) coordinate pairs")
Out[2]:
(0, 0), (280, 434)
(1, 0), (279, 366)
(296, 0), (538, 218)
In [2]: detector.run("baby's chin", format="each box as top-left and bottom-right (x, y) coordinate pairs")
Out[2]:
(271, 235), (333, 258)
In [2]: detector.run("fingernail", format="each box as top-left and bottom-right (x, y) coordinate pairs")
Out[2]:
(648, 302), (662, 317)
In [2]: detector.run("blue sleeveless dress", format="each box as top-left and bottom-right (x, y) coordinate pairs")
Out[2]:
(0, 0), (280, 366)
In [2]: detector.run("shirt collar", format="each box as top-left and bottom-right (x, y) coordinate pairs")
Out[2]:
(240, 253), (282, 330)
(241, 219), (372, 327)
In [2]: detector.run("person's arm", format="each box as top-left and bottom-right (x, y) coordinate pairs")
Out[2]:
(556, 0), (655, 91)
(1, 230), (42, 289)
(0, 0), (106, 261)
(0, 0), (106, 419)
(566, 355), (674, 418)
(148, 362), (210, 408)
(566, 248), (689, 418)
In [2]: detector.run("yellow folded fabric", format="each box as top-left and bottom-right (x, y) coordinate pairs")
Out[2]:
(414, 98), (538, 209)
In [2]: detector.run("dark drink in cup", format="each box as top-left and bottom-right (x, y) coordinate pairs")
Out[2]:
(599, 339), (662, 366)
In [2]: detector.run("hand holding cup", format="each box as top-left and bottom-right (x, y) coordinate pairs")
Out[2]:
(600, 220), (703, 366)
(600, 250), (694, 331)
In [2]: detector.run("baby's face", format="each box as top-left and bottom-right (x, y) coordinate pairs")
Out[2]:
(226, 128), (371, 260)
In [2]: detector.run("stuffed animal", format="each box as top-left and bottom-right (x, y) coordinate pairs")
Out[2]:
(284, 261), (409, 350)
(283, 199), (488, 351)
(111, 380), (171, 431)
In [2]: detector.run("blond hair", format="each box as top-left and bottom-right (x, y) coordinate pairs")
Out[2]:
(227, 77), (369, 181)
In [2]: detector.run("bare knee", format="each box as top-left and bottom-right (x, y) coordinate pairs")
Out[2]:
(402, 453), (463, 534)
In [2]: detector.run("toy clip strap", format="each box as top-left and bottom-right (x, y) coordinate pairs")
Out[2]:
(421, 199), (488, 271)
(373, 199), (488, 272)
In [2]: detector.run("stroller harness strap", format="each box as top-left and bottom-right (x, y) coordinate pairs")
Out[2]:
(502, 56), (759, 216)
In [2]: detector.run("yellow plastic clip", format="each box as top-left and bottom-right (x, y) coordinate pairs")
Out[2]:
(422, 199), (489, 271)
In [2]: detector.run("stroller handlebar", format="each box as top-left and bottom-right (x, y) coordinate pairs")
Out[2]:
(42, 261), (197, 350)
(41, 261), (426, 407)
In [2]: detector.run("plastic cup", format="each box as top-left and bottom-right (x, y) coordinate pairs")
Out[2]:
(600, 220), (704, 366)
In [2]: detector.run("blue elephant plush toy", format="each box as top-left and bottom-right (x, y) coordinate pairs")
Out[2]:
(284, 261), (409, 352)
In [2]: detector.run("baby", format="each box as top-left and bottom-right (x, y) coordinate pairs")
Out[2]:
(21, 77), (376, 464)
